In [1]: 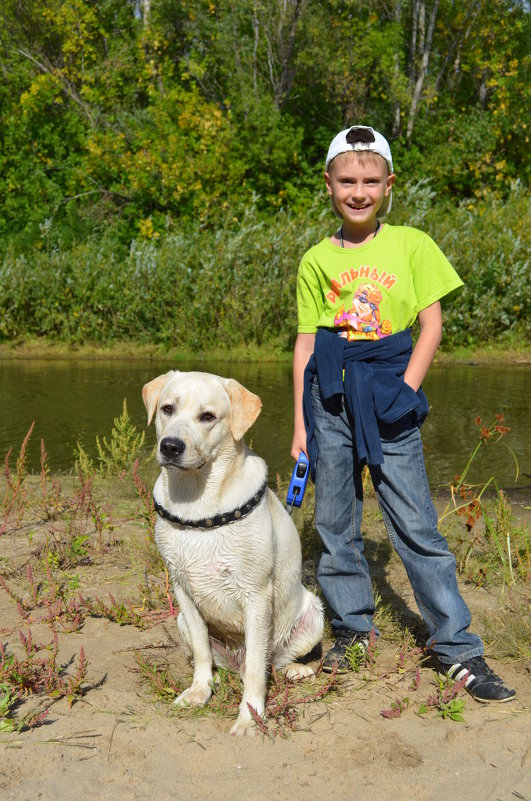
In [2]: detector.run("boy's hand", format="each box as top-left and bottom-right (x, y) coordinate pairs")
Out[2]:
(404, 301), (442, 390)
(291, 426), (308, 462)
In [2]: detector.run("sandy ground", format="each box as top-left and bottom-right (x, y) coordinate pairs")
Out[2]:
(1, 496), (530, 801)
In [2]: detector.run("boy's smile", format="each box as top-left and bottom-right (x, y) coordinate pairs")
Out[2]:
(325, 155), (395, 242)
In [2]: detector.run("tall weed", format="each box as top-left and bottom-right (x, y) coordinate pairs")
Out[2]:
(75, 399), (146, 477)
(438, 413), (528, 588)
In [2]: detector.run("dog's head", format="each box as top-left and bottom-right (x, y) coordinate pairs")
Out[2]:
(142, 371), (262, 471)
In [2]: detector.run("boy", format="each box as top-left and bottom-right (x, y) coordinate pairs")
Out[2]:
(291, 125), (515, 703)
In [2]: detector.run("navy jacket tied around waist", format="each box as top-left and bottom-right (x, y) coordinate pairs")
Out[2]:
(303, 328), (429, 474)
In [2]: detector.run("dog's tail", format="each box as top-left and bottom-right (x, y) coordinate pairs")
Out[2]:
(210, 636), (246, 671)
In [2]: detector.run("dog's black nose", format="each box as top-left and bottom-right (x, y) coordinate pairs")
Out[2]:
(160, 437), (186, 459)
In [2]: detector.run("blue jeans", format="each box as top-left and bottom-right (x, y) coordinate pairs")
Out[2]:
(311, 378), (483, 664)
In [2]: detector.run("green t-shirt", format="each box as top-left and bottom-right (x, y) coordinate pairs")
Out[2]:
(297, 224), (463, 340)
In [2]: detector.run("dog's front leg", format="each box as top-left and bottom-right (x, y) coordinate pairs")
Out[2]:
(230, 587), (272, 737)
(173, 587), (214, 708)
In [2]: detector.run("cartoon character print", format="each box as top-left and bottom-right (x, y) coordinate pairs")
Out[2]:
(334, 282), (392, 340)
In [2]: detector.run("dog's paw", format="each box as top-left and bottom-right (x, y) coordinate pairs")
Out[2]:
(174, 683), (212, 708)
(284, 662), (315, 681)
(229, 699), (267, 737)
(229, 716), (261, 737)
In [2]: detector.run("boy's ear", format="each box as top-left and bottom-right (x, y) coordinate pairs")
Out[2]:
(142, 371), (174, 425)
(324, 169), (343, 219)
(385, 173), (396, 195)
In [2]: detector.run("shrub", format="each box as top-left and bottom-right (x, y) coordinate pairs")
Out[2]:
(0, 190), (528, 350)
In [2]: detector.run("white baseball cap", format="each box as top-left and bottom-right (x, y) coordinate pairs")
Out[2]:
(325, 125), (394, 218)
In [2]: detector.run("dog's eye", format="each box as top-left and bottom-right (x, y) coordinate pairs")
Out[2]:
(161, 404), (173, 416)
(200, 412), (216, 423)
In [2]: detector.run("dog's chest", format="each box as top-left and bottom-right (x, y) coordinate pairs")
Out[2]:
(155, 523), (257, 614)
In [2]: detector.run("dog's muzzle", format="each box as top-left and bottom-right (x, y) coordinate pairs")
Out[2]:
(159, 436), (186, 462)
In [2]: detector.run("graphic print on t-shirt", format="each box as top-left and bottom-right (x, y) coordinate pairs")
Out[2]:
(333, 282), (393, 340)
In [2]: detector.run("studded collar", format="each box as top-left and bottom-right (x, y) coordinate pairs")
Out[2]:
(153, 480), (268, 530)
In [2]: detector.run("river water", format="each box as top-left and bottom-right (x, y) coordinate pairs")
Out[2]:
(0, 358), (529, 497)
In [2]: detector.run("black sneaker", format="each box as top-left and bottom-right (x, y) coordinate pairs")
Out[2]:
(322, 629), (370, 674)
(445, 656), (516, 703)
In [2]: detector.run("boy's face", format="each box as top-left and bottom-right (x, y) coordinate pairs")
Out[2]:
(324, 152), (395, 229)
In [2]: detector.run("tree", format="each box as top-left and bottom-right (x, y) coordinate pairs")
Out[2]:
(405, 0), (439, 143)
(0, 0), (528, 246)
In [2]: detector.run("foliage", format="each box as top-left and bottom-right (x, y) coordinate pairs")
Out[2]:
(1, 423), (34, 534)
(0, 1), (529, 352)
(0, 186), (528, 350)
(418, 675), (467, 722)
(380, 657), (468, 722)
(0, 631), (88, 726)
(75, 399), (146, 477)
(439, 414), (530, 588)
(425, 188), (530, 347)
(0, 0), (529, 249)
(344, 628), (380, 674)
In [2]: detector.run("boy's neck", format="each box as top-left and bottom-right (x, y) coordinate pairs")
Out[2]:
(334, 221), (382, 248)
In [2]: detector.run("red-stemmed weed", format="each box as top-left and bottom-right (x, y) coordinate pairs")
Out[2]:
(1, 423), (35, 535)
(0, 629), (89, 731)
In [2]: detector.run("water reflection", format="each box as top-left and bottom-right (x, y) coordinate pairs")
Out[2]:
(0, 359), (529, 496)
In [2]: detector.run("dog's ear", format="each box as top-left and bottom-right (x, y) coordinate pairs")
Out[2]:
(142, 372), (174, 425)
(224, 379), (262, 440)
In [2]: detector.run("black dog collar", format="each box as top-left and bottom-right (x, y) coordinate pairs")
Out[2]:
(153, 480), (268, 530)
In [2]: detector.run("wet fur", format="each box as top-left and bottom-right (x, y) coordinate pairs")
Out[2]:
(142, 370), (323, 736)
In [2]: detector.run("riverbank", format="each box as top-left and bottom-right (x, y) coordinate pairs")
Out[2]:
(1, 339), (530, 365)
(1, 474), (529, 801)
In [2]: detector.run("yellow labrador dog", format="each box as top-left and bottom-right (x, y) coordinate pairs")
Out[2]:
(142, 370), (323, 736)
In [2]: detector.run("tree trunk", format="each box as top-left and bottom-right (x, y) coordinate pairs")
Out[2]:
(392, 0), (402, 139)
(434, 0), (481, 93)
(406, 0), (439, 144)
(143, 0), (150, 27)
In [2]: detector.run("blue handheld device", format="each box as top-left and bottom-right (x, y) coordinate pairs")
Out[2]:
(286, 452), (310, 509)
